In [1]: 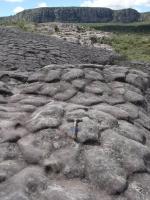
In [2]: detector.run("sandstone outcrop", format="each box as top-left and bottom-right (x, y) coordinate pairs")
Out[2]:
(0, 25), (150, 200)
(0, 62), (150, 199)
(34, 22), (113, 51)
(0, 7), (140, 23)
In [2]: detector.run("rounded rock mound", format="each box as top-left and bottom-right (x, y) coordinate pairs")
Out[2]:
(0, 63), (150, 200)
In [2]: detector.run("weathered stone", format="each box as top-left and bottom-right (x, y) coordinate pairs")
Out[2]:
(135, 111), (150, 130)
(44, 69), (61, 82)
(125, 173), (150, 200)
(2, 192), (29, 200)
(125, 83), (142, 94)
(72, 79), (86, 90)
(126, 73), (148, 90)
(130, 69), (149, 78)
(40, 81), (77, 101)
(104, 94), (125, 105)
(77, 117), (100, 143)
(0, 166), (47, 199)
(39, 82), (62, 96)
(88, 109), (118, 130)
(0, 81), (13, 96)
(41, 180), (95, 200)
(43, 144), (83, 178)
(84, 146), (127, 194)
(21, 83), (43, 94)
(18, 135), (44, 164)
(124, 90), (144, 104)
(70, 92), (103, 106)
(85, 70), (104, 81)
(54, 87), (77, 101)
(0, 120), (28, 143)
(101, 130), (150, 173)
(93, 104), (129, 120)
(85, 81), (110, 94)
(62, 69), (84, 81)
(66, 109), (88, 121)
(117, 120), (146, 144)
(0, 160), (24, 180)
(0, 50), (149, 200)
(0, 27), (118, 72)
(116, 103), (139, 120)
(65, 103), (88, 112)
(28, 72), (45, 82)
(19, 96), (49, 107)
(0, 172), (6, 183)
(103, 66), (128, 82)
(26, 103), (64, 132)
(0, 143), (20, 162)
(16, 104), (36, 113)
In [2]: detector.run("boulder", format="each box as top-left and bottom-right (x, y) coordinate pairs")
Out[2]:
(26, 103), (64, 132)
(84, 146), (127, 194)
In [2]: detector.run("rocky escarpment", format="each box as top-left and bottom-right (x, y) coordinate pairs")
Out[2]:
(34, 22), (113, 51)
(141, 12), (150, 22)
(113, 8), (141, 23)
(1, 7), (140, 23)
(0, 63), (150, 199)
(0, 27), (118, 71)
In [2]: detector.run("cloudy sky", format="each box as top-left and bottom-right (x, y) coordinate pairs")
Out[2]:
(0, 0), (149, 17)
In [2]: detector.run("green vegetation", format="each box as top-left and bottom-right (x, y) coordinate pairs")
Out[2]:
(81, 22), (150, 34)
(0, 19), (35, 32)
(110, 33), (150, 62)
(81, 22), (150, 62)
(93, 33), (150, 62)
(0, 19), (149, 62)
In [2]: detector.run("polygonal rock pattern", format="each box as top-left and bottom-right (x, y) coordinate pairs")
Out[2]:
(0, 27), (118, 71)
(0, 63), (150, 200)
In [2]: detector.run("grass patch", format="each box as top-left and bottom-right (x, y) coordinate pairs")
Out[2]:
(80, 22), (150, 62)
(1, 20), (149, 62)
(80, 22), (150, 34)
(107, 33), (150, 62)
(0, 19), (35, 32)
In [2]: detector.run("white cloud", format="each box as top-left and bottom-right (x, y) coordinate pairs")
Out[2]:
(81, 0), (150, 9)
(1, 0), (23, 2)
(37, 2), (48, 7)
(13, 6), (24, 14)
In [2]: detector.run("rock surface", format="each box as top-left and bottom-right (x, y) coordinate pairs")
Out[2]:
(0, 62), (150, 200)
(34, 22), (114, 51)
(0, 25), (150, 200)
(0, 27), (118, 71)
(1, 7), (140, 23)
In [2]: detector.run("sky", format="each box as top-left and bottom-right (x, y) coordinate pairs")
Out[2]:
(0, 0), (150, 17)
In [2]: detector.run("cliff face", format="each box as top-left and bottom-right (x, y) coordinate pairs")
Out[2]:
(141, 12), (150, 22)
(14, 7), (113, 23)
(113, 8), (141, 22)
(10, 7), (140, 23)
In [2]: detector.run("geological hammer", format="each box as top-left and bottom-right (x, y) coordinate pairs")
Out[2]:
(68, 118), (83, 140)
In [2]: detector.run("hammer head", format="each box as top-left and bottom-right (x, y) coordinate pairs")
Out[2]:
(67, 118), (83, 123)
(76, 119), (83, 123)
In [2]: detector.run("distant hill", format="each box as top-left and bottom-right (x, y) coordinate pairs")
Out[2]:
(141, 12), (150, 22)
(0, 7), (141, 23)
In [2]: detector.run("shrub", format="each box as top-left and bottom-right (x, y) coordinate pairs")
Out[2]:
(90, 36), (98, 44)
(54, 25), (60, 32)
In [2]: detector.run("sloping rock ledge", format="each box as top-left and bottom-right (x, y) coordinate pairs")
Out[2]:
(0, 64), (150, 200)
